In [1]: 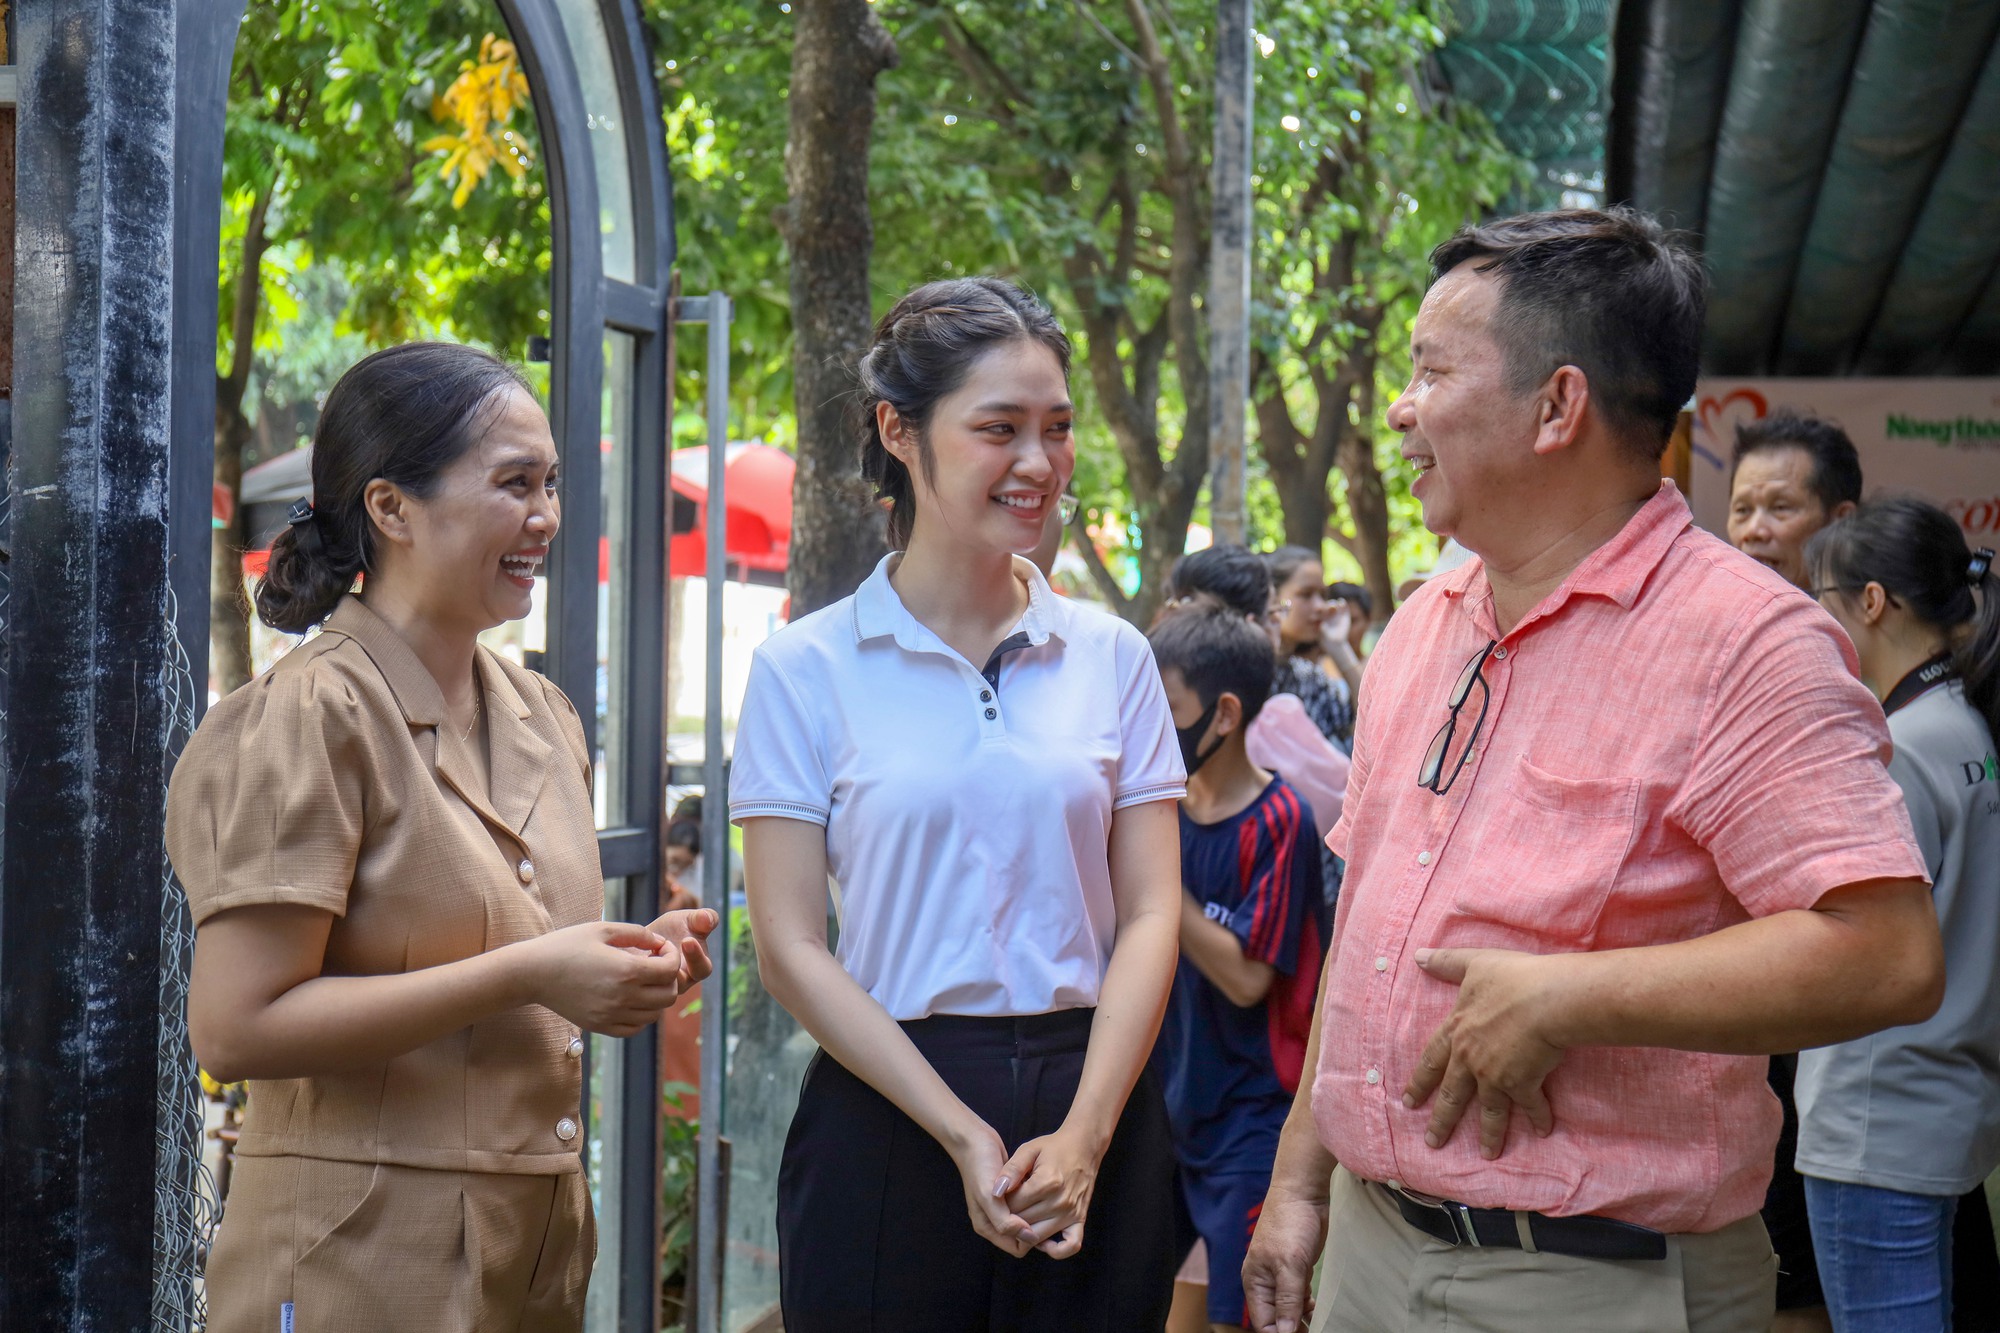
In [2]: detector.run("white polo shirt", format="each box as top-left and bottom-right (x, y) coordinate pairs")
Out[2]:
(729, 553), (1186, 1020)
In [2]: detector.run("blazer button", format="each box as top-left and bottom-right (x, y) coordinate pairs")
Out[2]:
(568, 1036), (584, 1058)
(517, 859), (535, 883)
(556, 1117), (578, 1142)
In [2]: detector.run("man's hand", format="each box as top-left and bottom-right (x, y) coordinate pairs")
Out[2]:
(1242, 1193), (1327, 1333)
(1402, 946), (1570, 1159)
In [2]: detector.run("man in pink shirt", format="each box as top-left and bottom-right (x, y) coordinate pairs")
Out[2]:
(1241, 209), (1942, 1333)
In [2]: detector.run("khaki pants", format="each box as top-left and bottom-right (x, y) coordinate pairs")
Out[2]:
(205, 1155), (594, 1333)
(1312, 1167), (1778, 1333)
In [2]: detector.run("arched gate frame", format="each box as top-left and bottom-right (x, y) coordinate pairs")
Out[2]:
(168, 0), (679, 1326)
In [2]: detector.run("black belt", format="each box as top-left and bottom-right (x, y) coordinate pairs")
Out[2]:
(1379, 1183), (1668, 1262)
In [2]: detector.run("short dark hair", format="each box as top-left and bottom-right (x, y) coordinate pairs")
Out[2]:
(858, 277), (1071, 548)
(1326, 581), (1372, 618)
(1148, 603), (1274, 724)
(256, 342), (532, 632)
(1428, 206), (1706, 459)
(1731, 410), (1863, 512)
(666, 817), (701, 857)
(1168, 544), (1272, 621)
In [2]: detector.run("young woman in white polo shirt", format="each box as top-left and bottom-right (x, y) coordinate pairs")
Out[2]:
(730, 278), (1186, 1331)
(1798, 497), (2000, 1331)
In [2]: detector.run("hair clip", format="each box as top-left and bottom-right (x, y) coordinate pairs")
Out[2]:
(1970, 547), (1994, 584)
(287, 498), (316, 527)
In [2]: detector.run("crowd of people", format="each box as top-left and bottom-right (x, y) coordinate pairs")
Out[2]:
(162, 203), (1998, 1333)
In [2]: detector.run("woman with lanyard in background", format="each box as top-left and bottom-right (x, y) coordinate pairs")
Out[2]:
(1797, 497), (2000, 1332)
(168, 344), (716, 1333)
(731, 278), (1186, 1331)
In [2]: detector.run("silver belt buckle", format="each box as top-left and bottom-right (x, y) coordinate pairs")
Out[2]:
(1388, 1184), (1481, 1248)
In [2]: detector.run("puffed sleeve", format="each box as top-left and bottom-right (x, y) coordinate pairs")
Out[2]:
(1112, 622), (1187, 810)
(729, 649), (832, 826)
(537, 672), (593, 795)
(166, 660), (372, 924)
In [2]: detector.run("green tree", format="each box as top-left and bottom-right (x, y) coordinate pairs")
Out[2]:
(1248, 3), (1518, 619)
(642, 1), (1521, 624)
(214, 0), (552, 689)
(879, 0), (1519, 621)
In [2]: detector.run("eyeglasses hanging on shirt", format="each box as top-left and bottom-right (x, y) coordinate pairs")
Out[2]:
(1418, 639), (1498, 796)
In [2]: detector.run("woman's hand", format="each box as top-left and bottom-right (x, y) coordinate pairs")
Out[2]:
(1317, 600), (1353, 656)
(995, 1125), (1104, 1259)
(647, 907), (720, 989)
(514, 921), (689, 1037)
(946, 1121), (1041, 1259)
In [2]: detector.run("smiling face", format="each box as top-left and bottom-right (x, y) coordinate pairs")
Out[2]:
(885, 339), (1075, 557)
(1728, 446), (1843, 590)
(371, 386), (561, 636)
(1385, 266), (1544, 549)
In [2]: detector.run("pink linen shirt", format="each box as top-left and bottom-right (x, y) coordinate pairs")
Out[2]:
(1314, 482), (1929, 1233)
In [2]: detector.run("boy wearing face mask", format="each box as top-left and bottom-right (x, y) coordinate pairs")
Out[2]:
(1149, 604), (1330, 1332)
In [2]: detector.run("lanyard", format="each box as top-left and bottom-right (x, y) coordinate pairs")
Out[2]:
(1882, 652), (1958, 719)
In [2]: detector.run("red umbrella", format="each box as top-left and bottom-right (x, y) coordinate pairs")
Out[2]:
(669, 443), (793, 579)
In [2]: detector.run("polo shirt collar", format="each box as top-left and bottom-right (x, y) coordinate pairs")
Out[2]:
(1441, 480), (1692, 633)
(852, 552), (1068, 655)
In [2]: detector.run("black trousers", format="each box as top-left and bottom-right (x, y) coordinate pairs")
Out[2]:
(777, 1009), (1177, 1333)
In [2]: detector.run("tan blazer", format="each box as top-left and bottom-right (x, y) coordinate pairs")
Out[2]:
(167, 595), (603, 1175)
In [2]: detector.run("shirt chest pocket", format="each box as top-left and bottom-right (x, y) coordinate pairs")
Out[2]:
(1451, 757), (1641, 946)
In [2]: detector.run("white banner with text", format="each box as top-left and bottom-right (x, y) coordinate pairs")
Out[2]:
(1690, 379), (2000, 545)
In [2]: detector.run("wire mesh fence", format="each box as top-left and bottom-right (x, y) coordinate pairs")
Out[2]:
(152, 587), (216, 1333)
(1438, 0), (1614, 208)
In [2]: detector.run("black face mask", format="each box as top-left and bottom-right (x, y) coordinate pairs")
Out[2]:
(1177, 698), (1223, 778)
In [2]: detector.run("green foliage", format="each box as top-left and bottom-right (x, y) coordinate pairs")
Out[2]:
(223, 0), (553, 435)
(640, 0), (1522, 603)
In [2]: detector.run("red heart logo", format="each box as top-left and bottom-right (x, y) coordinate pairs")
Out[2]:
(1693, 388), (1769, 469)
(1696, 388), (1768, 443)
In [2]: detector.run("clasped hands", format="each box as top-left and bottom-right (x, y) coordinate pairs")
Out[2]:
(951, 1120), (1102, 1262)
(522, 908), (719, 1039)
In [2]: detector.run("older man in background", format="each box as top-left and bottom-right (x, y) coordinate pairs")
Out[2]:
(1241, 208), (1941, 1333)
(1727, 410), (1862, 591)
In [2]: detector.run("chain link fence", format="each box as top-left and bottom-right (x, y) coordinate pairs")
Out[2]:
(152, 588), (216, 1332)
(1437, 0), (1614, 208)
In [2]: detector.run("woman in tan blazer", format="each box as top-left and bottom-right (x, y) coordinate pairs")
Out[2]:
(167, 342), (715, 1333)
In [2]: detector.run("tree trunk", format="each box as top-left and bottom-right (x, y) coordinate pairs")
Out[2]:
(1335, 371), (1395, 623)
(210, 187), (270, 695)
(782, 0), (897, 618)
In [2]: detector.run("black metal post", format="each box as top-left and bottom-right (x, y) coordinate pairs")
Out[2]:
(0, 0), (181, 1325)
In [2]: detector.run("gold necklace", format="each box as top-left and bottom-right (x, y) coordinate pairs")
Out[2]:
(457, 691), (482, 743)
